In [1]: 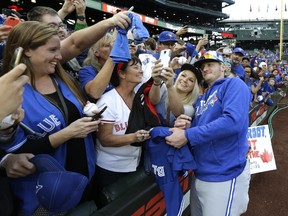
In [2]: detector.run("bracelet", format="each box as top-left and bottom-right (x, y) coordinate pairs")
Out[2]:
(153, 81), (161, 86)
(76, 15), (86, 21)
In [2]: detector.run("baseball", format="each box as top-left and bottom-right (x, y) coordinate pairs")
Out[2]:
(0, 114), (15, 130)
(178, 56), (187, 65)
(257, 95), (264, 102)
(83, 103), (99, 117)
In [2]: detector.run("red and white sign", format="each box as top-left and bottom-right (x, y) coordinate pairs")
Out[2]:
(247, 125), (277, 174)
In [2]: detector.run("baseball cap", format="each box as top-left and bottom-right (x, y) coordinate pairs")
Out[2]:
(242, 55), (250, 61)
(233, 47), (245, 56)
(194, 50), (224, 68)
(158, 31), (177, 43)
(180, 63), (202, 83)
(258, 61), (267, 69)
(262, 71), (270, 78)
(30, 154), (88, 213)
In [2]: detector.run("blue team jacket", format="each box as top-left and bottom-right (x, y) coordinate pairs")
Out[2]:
(1, 78), (96, 215)
(185, 78), (251, 182)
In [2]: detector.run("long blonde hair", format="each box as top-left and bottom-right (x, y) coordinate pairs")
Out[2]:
(2, 21), (86, 105)
(174, 71), (200, 105)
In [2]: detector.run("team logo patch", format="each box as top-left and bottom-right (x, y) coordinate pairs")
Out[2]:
(196, 90), (218, 116)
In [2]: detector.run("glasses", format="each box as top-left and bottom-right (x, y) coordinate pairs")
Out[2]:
(48, 23), (67, 30)
(128, 39), (135, 45)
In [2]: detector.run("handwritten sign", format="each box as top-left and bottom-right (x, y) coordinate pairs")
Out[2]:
(247, 125), (277, 174)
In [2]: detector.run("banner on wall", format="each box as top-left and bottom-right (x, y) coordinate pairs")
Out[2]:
(247, 125), (277, 174)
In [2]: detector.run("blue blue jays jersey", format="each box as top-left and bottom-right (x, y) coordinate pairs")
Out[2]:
(147, 126), (197, 216)
(1, 78), (96, 215)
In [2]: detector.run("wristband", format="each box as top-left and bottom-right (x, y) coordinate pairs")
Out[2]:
(76, 15), (86, 21)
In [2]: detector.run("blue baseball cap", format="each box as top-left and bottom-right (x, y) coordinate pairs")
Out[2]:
(262, 71), (270, 78)
(194, 50), (224, 68)
(158, 31), (177, 43)
(233, 47), (245, 56)
(30, 154), (88, 213)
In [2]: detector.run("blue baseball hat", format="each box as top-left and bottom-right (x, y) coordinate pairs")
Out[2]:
(233, 47), (245, 56)
(262, 71), (270, 78)
(194, 50), (224, 68)
(158, 31), (177, 43)
(30, 154), (88, 214)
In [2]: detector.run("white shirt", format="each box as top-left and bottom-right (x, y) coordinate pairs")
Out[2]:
(96, 89), (141, 172)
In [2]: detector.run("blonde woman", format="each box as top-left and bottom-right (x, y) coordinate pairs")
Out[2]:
(78, 33), (115, 100)
(151, 62), (201, 126)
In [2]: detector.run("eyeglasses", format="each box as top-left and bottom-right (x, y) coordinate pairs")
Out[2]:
(48, 23), (67, 30)
(128, 39), (135, 46)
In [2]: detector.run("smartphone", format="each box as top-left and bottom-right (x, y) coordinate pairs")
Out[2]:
(159, 49), (171, 68)
(14, 47), (24, 67)
(9, 47), (23, 70)
(203, 34), (209, 40)
(4, 16), (20, 28)
(92, 105), (107, 120)
(2, 8), (22, 17)
(2, 8), (13, 17)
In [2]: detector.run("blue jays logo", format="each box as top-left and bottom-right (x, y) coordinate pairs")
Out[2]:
(36, 179), (43, 194)
(196, 90), (218, 116)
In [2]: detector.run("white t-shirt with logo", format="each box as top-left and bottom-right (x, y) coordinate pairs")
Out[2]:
(96, 89), (142, 172)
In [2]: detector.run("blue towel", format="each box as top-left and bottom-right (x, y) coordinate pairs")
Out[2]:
(110, 13), (150, 63)
(131, 15), (149, 44)
(109, 27), (131, 63)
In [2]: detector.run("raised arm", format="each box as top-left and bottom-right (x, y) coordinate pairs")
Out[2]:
(60, 12), (131, 63)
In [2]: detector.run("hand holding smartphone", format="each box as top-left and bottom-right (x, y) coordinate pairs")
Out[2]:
(3, 16), (20, 31)
(92, 105), (107, 121)
(159, 49), (171, 68)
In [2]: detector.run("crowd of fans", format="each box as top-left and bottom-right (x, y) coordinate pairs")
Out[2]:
(0, 1), (287, 216)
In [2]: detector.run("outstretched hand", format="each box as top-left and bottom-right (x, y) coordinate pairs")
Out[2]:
(109, 11), (131, 30)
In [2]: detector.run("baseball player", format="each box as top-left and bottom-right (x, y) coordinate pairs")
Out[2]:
(165, 51), (251, 216)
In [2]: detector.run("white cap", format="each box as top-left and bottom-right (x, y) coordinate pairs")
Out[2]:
(258, 62), (267, 68)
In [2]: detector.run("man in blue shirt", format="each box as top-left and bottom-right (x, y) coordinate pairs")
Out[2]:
(153, 31), (178, 60)
(231, 47), (246, 80)
(165, 50), (251, 216)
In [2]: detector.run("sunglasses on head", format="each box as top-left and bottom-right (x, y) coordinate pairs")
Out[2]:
(128, 39), (137, 46)
(128, 39), (143, 46)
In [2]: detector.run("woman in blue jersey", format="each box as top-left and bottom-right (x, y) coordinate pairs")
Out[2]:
(78, 33), (115, 101)
(1, 21), (100, 215)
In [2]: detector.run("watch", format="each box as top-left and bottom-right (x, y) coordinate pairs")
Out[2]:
(76, 15), (86, 21)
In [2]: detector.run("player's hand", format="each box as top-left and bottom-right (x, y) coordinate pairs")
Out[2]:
(174, 114), (192, 129)
(165, 127), (188, 148)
